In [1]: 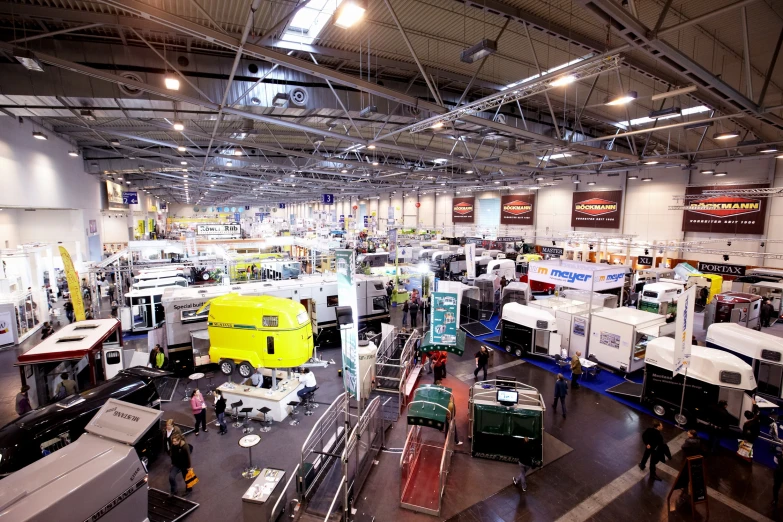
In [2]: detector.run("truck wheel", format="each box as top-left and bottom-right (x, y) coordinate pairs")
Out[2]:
(238, 362), (254, 378)
(219, 359), (235, 376)
(547, 288), (554, 295)
(652, 404), (666, 417)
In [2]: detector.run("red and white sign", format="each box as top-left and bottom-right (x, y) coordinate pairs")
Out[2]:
(500, 194), (535, 225)
(571, 190), (622, 228)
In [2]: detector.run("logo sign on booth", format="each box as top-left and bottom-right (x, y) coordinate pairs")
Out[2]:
(122, 191), (138, 205)
(540, 246), (564, 257)
(637, 256), (654, 266)
(696, 261), (745, 276)
(431, 292), (458, 345)
(674, 285), (696, 374)
(196, 224), (241, 236)
(322, 194), (334, 205)
(682, 183), (768, 234)
(571, 190), (623, 228)
(500, 194), (535, 225)
(528, 261), (626, 291)
(452, 197), (475, 223)
(335, 250), (359, 400)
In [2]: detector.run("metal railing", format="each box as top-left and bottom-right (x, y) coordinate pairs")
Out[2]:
(372, 328), (419, 421)
(270, 463), (299, 522)
(299, 392), (348, 498)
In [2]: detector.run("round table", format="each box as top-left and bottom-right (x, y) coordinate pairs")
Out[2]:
(239, 434), (261, 479)
(189, 372), (205, 390)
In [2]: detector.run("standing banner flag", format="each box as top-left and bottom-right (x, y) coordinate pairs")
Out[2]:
(674, 285), (696, 374)
(465, 243), (476, 280)
(335, 249), (360, 400)
(58, 246), (86, 321)
(431, 292), (458, 345)
(388, 228), (398, 263)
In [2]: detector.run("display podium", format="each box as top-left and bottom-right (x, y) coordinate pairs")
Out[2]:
(242, 468), (286, 521)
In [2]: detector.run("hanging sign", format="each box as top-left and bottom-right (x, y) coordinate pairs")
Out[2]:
(196, 224), (241, 236)
(541, 246), (564, 257)
(452, 197), (475, 223)
(528, 261), (626, 291)
(431, 292), (458, 345)
(500, 194), (535, 225)
(637, 255), (654, 266)
(59, 246), (86, 322)
(697, 261), (746, 276)
(322, 194), (334, 205)
(571, 190), (623, 228)
(122, 191), (138, 205)
(682, 183), (767, 234)
(335, 250), (359, 400)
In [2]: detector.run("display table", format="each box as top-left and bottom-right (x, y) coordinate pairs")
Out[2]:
(218, 377), (304, 422)
(242, 468), (286, 522)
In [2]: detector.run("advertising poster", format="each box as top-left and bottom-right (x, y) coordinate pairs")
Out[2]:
(88, 220), (97, 235)
(674, 285), (696, 374)
(0, 312), (14, 345)
(431, 292), (458, 345)
(106, 181), (124, 206)
(500, 194), (535, 225)
(335, 250), (359, 400)
(465, 243), (476, 279)
(452, 197), (476, 223)
(59, 246), (86, 322)
(570, 190), (623, 228)
(682, 183), (767, 234)
(388, 228), (397, 262)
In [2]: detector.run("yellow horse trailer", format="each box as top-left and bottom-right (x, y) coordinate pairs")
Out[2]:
(206, 294), (314, 377)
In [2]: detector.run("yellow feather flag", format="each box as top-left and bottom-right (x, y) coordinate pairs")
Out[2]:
(58, 246), (86, 321)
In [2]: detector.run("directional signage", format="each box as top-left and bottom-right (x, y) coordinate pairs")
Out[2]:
(122, 191), (138, 205)
(279, 203), (286, 209)
(322, 194), (334, 205)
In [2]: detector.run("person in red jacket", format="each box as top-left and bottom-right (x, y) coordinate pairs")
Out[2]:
(432, 351), (448, 384)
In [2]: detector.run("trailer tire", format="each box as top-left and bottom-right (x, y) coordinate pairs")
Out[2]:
(506, 344), (513, 354)
(238, 361), (254, 378)
(219, 359), (235, 376)
(547, 288), (554, 295)
(652, 404), (666, 417)
(674, 412), (689, 426)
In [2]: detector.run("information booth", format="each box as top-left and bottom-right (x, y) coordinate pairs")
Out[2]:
(468, 379), (545, 463)
(16, 319), (123, 408)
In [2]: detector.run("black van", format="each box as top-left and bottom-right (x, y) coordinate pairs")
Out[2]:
(0, 367), (169, 477)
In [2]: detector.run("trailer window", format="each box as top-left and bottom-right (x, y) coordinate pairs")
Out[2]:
(327, 295), (339, 307)
(263, 316), (279, 327)
(757, 362), (783, 397)
(182, 308), (209, 324)
(73, 325), (99, 330)
(719, 371), (742, 385)
(56, 336), (86, 343)
(762, 349), (782, 363)
(642, 291), (659, 299)
(267, 337), (274, 354)
(373, 296), (388, 313)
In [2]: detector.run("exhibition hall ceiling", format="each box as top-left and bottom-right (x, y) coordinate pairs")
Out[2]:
(0, 0), (781, 205)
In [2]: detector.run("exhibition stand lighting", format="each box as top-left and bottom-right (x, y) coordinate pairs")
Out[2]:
(164, 76), (180, 90)
(408, 53), (621, 133)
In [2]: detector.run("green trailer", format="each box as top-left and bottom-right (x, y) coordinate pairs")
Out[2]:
(468, 379), (545, 463)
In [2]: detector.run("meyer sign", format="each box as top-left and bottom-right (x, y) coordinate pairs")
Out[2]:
(528, 261), (626, 291)
(540, 246), (564, 257)
(697, 261), (745, 276)
(196, 224), (241, 236)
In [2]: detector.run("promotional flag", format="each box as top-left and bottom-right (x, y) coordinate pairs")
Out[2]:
(58, 246), (86, 321)
(465, 243), (476, 279)
(674, 285), (696, 374)
(335, 249), (359, 400)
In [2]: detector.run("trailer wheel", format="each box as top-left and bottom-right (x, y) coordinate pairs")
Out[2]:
(547, 288), (554, 295)
(652, 404), (666, 417)
(237, 361), (254, 378)
(674, 412), (688, 426)
(506, 344), (513, 354)
(219, 359), (235, 376)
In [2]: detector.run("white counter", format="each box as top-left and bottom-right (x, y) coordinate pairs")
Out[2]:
(218, 378), (304, 423)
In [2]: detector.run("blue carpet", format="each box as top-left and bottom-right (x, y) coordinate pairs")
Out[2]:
(470, 323), (778, 469)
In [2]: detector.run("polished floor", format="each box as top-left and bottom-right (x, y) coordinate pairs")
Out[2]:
(1, 298), (781, 522)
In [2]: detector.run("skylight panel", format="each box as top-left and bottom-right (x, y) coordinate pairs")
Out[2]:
(281, 0), (344, 45)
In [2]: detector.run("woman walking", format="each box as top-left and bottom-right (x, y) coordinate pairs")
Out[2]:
(168, 434), (193, 496)
(214, 389), (227, 435)
(190, 389), (208, 435)
(162, 419), (183, 454)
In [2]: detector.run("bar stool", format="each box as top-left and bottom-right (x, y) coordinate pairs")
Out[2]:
(303, 387), (320, 416)
(204, 372), (215, 395)
(240, 406), (254, 434)
(182, 380), (192, 401)
(288, 401), (301, 426)
(231, 400), (244, 428)
(257, 407), (272, 433)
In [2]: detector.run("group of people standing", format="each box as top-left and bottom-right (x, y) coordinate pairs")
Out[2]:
(401, 295), (430, 329)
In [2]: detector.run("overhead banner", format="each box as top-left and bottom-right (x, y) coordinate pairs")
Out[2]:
(500, 194), (535, 225)
(528, 261), (626, 291)
(465, 243), (476, 279)
(696, 261), (745, 276)
(637, 256), (654, 266)
(682, 183), (768, 234)
(452, 197), (475, 223)
(59, 246), (86, 322)
(540, 246), (564, 257)
(571, 190), (623, 228)
(431, 292), (458, 345)
(674, 285), (696, 374)
(335, 249), (359, 400)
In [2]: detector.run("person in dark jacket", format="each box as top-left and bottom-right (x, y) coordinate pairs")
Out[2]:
(474, 346), (490, 381)
(15, 385), (32, 416)
(386, 281), (393, 305)
(401, 300), (409, 327)
(773, 446), (783, 505)
(639, 420), (665, 480)
(762, 299), (775, 328)
(682, 429), (702, 458)
(40, 322), (54, 340)
(63, 300), (74, 323)
(552, 374), (568, 418)
(169, 434), (192, 496)
(743, 410), (761, 444)
(409, 299), (419, 329)
(423, 297), (430, 324)
(162, 419), (183, 454)
(709, 400), (730, 453)
(512, 436), (535, 492)
(214, 389), (227, 435)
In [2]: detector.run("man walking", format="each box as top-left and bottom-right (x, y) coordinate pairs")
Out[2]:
(762, 298), (775, 328)
(513, 436), (534, 492)
(473, 346), (490, 381)
(639, 420), (664, 480)
(570, 351), (582, 389)
(552, 374), (568, 418)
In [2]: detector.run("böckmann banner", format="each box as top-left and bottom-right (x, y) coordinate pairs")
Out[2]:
(452, 197), (475, 223)
(681, 183), (768, 235)
(570, 190), (623, 228)
(500, 194), (535, 225)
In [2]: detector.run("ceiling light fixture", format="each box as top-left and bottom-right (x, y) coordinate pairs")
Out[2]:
(551, 75), (576, 87)
(573, 178), (581, 184)
(372, 161), (379, 166)
(641, 177), (653, 182)
(604, 91), (637, 106)
(226, 161), (233, 167)
(643, 160), (659, 165)
(234, 150), (242, 156)
(701, 169), (715, 174)
(177, 146), (186, 152)
(713, 172), (727, 177)
(367, 144), (376, 150)
(431, 121), (445, 130)
(651, 85), (697, 101)
(180, 161), (187, 165)
(460, 39), (498, 64)
(272, 92), (290, 107)
(587, 181), (596, 186)
(13, 48), (44, 72)
(627, 175), (638, 180)
(465, 170), (474, 174)
(536, 176), (545, 181)
(759, 146), (779, 154)
(172, 122), (185, 131)
(334, 0), (366, 29)
(32, 131), (47, 140)
(649, 107), (682, 119)
(714, 130), (740, 140)
(341, 169), (348, 173)
(68, 151), (79, 157)
(164, 77), (180, 90)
